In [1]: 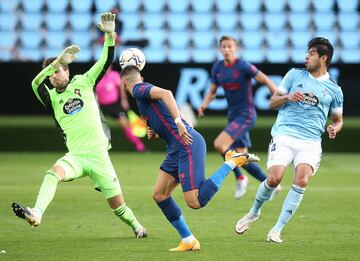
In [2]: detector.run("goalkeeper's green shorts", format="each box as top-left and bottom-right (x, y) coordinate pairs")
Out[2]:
(54, 151), (122, 199)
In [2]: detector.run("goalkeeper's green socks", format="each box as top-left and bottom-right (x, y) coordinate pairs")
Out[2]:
(113, 204), (141, 231)
(34, 171), (61, 215)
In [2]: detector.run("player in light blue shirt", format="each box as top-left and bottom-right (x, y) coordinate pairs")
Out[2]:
(235, 37), (344, 243)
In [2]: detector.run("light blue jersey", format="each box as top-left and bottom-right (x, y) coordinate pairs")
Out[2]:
(271, 68), (343, 141)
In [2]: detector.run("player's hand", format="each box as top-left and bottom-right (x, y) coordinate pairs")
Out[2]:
(147, 127), (159, 140)
(53, 45), (80, 66)
(287, 91), (304, 102)
(197, 104), (206, 117)
(327, 124), (337, 139)
(98, 12), (116, 33)
(176, 121), (193, 145)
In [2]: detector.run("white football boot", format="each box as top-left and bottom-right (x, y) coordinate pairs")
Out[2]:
(12, 202), (42, 227)
(235, 175), (249, 199)
(267, 229), (283, 243)
(235, 212), (259, 234)
(134, 225), (148, 239)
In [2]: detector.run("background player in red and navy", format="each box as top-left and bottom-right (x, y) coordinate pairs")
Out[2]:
(198, 35), (279, 199)
(120, 65), (260, 252)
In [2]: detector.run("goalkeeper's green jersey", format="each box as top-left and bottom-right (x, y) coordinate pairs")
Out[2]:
(31, 35), (115, 154)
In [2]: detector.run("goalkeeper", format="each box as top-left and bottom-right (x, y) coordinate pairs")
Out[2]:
(11, 12), (147, 239)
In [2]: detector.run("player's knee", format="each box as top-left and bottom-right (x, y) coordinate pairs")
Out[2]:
(152, 191), (168, 203)
(294, 177), (309, 188)
(213, 140), (225, 153)
(48, 166), (65, 181)
(266, 175), (281, 188)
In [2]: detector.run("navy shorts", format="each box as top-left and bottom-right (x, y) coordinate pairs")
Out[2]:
(100, 102), (126, 119)
(225, 116), (255, 148)
(160, 129), (206, 192)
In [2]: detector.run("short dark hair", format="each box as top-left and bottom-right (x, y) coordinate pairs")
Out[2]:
(307, 37), (334, 66)
(42, 57), (69, 70)
(120, 65), (140, 78)
(219, 35), (237, 46)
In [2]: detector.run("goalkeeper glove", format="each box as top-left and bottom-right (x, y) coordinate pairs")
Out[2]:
(98, 12), (116, 33)
(51, 45), (80, 67)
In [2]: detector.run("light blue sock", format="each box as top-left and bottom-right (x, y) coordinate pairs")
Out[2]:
(208, 163), (232, 188)
(250, 180), (275, 216)
(272, 184), (305, 232)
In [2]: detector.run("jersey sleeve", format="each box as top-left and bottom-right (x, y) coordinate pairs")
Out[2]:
(330, 87), (344, 115)
(210, 62), (219, 85)
(31, 65), (57, 106)
(277, 68), (296, 94)
(83, 34), (115, 88)
(243, 61), (259, 78)
(132, 83), (153, 100)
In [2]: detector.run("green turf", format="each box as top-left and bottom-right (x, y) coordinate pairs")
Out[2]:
(0, 152), (359, 260)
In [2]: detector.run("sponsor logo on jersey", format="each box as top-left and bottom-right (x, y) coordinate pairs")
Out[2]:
(302, 92), (319, 106)
(63, 98), (84, 115)
(296, 84), (303, 88)
(74, 89), (81, 97)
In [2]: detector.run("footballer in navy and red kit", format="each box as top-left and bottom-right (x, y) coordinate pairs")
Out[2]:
(210, 59), (259, 148)
(132, 82), (207, 192)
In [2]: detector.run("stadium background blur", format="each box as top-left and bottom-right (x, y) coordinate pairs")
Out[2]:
(0, 0), (359, 152)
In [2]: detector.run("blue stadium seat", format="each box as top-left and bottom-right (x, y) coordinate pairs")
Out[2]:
(45, 0), (67, 13)
(119, 0), (141, 13)
(69, 13), (92, 31)
(191, 0), (213, 13)
(338, 12), (359, 31)
(337, 0), (358, 12)
(240, 13), (263, 31)
(121, 13), (140, 30)
(142, 13), (164, 29)
(339, 31), (359, 49)
(288, 0), (310, 12)
(143, 47), (166, 63)
(20, 47), (42, 61)
(68, 31), (94, 47)
(241, 31), (264, 48)
(121, 28), (143, 42)
(144, 29), (166, 48)
(266, 48), (290, 63)
(168, 31), (190, 48)
(75, 47), (93, 62)
(0, 31), (17, 48)
(264, 13), (286, 31)
(288, 13), (311, 31)
(191, 13), (213, 30)
(241, 48), (265, 63)
(19, 31), (42, 48)
(0, 13), (18, 31)
(266, 31), (288, 48)
(312, 0), (335, 12)
(314, 30), (338, 46)
(44, 13), (68, 31)
(22, 0), (44, 13)
(0, 49), (12, 61)
(192, 48), (216, 63)
(240, 0), (261, 12)
(290, 31), (313, 48)
(143, 0), (165, 12)
(168, 48), (191, 62)
(43, 48), (62, 58)
(290, 48), (306, 63)
(45, 31), (67, 49)
(94, 0), (115, 13)
(167, 13), (189, 30)
(192, 31), (215, 48)
(215, 0), (238, 12)
(71, 0), (93, 13)
(215, 12), (238, 30)
(216, 30), (239, 42)
(313, 12), (336, 31)
(341, 49), (360, 63)
(167, 0), (190, 13)
(263, 0), (286, 12)
(20, 13), (43, 31)
(0, 0), (19, 12)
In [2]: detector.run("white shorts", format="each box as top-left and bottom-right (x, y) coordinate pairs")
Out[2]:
(267, 135), (322, 175)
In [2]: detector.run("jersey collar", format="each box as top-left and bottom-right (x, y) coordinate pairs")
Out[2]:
(308, 72), (330, 81)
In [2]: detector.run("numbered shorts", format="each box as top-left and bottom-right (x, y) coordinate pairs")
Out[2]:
(54, 151), (122, 199)
(267, 135), (322, 175)
(225, 116), (255, 148)
(160, 129), (206, 192)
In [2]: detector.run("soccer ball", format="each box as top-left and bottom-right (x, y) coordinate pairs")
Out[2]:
(119, 48), (146, 71)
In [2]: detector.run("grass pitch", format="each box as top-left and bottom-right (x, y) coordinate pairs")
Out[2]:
(0, 152), (359, 260)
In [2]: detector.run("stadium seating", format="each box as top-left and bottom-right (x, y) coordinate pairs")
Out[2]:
(0, 0), (358, 64)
